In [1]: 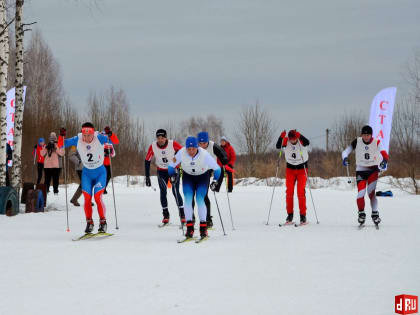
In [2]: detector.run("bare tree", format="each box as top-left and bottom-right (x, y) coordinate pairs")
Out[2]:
(235, 102), (275, 176)
(178, 114), (225, 142)
(10, 0), (23, 189)
(330, 111), (366, 152)
(0, 0), (9, 185)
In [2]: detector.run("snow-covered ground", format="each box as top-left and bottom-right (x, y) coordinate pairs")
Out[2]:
(0, 176), (419, 315)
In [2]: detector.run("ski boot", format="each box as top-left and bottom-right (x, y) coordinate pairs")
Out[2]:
(179, 207), (186, 226)
(207, 216), (213, 228)
(98, 219), (107, 233)
(300, 214), (307, 225)
(199, 222), (208, 238)
(358, 210), (366, 225)
(371, 211), (381, 225)
(185, 221), (194, 238)
(85, 219), (94, 234)
(284, 213), (294, 225)
(162, 208), (170, 225)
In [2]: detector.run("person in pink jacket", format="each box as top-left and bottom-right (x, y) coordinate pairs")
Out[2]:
(41, 132), (64, 194)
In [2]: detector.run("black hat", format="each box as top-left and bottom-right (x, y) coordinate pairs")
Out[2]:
(156, 129), (167, 138)
(361, 125), (373, 135)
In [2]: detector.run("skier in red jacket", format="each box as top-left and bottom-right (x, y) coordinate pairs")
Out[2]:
(33, 138), (45, 184)
(276, 130), (310, 225)
(215, 136), (236, 192)
(102, 126), (119, 194)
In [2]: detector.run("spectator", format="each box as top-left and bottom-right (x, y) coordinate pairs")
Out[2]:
(215, 136), (236, 192)
(41, 132), (64, 194)
(33, 138), (45, 184)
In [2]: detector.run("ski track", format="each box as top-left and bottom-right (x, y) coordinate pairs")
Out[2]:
(0, 177), (419, 315)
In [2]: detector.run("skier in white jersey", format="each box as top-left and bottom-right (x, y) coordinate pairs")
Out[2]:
(145, 129), (185, 226)
(58, 122), (118, 234)
(168, 136), (221, 240)
(196, 131), (228, 227)
(342, 125), (389, 226)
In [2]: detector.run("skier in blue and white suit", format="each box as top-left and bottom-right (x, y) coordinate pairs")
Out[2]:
(58, 122), (119, 234)
(168, 136), (221, 239)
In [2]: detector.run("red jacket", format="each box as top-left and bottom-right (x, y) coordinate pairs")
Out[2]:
(219, 142), (236, 167)
(33, 145), (45, 164)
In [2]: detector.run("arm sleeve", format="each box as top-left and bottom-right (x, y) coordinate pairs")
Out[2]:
(173, 141), (183, 153)
(276, 136), (285, 149)
(168, 150), (182, 176)
(110, 133), (119, 145)
(145, 145), (154, 161)
(145, 160), (151, 177)
(229, 146), (236, 165)
(62, 136), (78, 148)
(377, 140), (389, 161)
(213, 144), (228, 165)
(111, 145), (116, 157)
(299, 135), (310, 146)
(205, 153), (221, 180)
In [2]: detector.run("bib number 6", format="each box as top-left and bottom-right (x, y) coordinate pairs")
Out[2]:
(364, 153), (370, 160)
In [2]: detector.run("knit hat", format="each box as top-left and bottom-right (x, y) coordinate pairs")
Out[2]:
(186, 136), (198, 148)
(288, 130), (297, 139)
(361, 125), (373, 135)
(197, 131), (209, 143)
(220, 136), (228, 142)
(49, 132), (57, 142)
(156, 129), (167, 138)
(38, 138), (45, 145)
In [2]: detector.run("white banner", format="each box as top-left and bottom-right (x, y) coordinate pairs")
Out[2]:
(6, 87), (27, 166)
(368, 87), (397, 153)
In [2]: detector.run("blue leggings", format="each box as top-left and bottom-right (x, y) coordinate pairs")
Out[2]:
(81, 165), (107, 196)
(182, 172), (210, 222)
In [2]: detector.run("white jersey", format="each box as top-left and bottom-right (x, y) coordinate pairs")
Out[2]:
(171, 147), (219, 176)
(77, 132), (104, 169)
(355, 137), (381, 167)
(206, 141), (217, 161)
(284, 140), (308, 165)
(152, 140), (176, 169)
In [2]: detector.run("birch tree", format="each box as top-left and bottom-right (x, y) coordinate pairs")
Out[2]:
(11, 0), (23, 189)
(0, 0), (8, 186)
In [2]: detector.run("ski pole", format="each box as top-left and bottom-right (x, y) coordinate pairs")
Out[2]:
(108, 144), (119, 229)
(63, 146), (70, 232)
(346, 165), (351, 184)
(213, 190), (226, 236)
(158, 175), (184, 233)
(297, 142), (319, 224)
(224, 167), (235, 230)
(171, 174), (185, 235)
(266, 150), (282, 225)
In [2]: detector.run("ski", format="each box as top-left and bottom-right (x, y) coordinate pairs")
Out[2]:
(72, 232), (114, 241)
(279, 222), (295, 227)
(195, 236), (209, 243)
(358, 223), (365, 230)
(375, 224), (380, 230)
(158, 223), (170, 228)
(294, 222), (309, 227)
(177, 237), (197, 243)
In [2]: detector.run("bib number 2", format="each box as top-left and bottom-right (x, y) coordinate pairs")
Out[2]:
(87, 153), (93, 162)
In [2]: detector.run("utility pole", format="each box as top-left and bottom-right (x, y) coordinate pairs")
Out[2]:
(326, 128), (330, 152)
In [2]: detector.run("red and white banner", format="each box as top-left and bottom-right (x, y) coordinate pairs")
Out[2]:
(368, 87), (397, 153)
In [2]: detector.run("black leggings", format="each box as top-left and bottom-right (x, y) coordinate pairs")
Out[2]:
(37, 163), (44, 184)
(44, 168), (61, 193)
(105, 165), (111, 188)
(157, 169), (183, 210)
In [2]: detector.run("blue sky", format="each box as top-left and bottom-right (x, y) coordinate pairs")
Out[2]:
(25, 0), (420, 147)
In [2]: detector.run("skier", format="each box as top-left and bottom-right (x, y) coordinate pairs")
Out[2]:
(145, 129), (185, 226)
(33, 138), (45, 184)
(168, 136), (221, 241)
(276, 130), (310, 225)
(102, 126), (119, 194)
(197, 131), (228, 227)
(215, 136), (236, 192)
(341, 125), (389, 226)
(58, 123), (118, 234)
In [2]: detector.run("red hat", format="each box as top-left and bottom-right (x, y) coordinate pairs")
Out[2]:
(288, 130), (297, 139)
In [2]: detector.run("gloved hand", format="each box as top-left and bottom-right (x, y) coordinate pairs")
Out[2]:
(280, 130), (286, 138)
(342, 157), (349, 167)
(145, 176), (151, 187)
(104, 148), (111, 156)
(104, 126), (112, 136)
(379, 160), (388, 171)
(295, 130), (301, 138)
(60, 127), (66, 137)
(210, 181), (218, 192)
(170, 174), (178, 184)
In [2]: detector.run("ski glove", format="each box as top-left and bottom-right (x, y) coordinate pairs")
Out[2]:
(60, 128), (66, 137)
(104, 126), (112, 136)
(145, 176), (151, 187)
(342, 157), (349, 166)
(280, 130), (286, 138)
(379, 160), (388, 171)
(210, 181), (218, 192)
